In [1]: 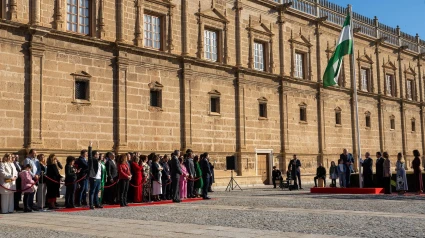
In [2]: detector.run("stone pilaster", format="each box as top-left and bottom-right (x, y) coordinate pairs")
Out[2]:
(168, 5), (175, 53)
(182, 0), (189, 56)
(196, 3), (203, 59)
(223, 21), (229, 64)
(269, 24), (274, 74)
(31, 0), (41, 25)
(8, 0), (17, 21)
(180, 62), (193, 151)
(99, 0), (106, 39)
(54, 0), (64, 30)
(277, 8), (285, 76)
(116, 0), (124, 42)
(234, 0), (242, 67)
(235, 70), (246, 176)
(114, 50), (129, 153)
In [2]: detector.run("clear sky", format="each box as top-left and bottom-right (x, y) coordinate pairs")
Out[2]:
(333, 0), (425, 39)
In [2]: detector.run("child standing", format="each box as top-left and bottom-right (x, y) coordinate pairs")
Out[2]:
(20, 164), (36, 212)
(329, 161), (338, 187)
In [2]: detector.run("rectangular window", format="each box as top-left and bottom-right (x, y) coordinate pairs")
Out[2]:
(386, 75), (394, 96)
(390, 118), (395, 130)
(406, 80), (413, 100)
(144, 14), (161, 49)
(210, 97), (220, 113)
(259, 103), (267, 118)
(67, 0), (90, 35)
(254, 42), (265, 71)
(75, 80), (89, 100)
(365, 115), (371, 128)
(300, 107), (307, 122)
(150, 90), (162, 107)
(412, 120), (416, 132)
(361, 68), (369, 92)
(295, 53), (304, 79)
(204, 30), (218, 62)
(335, 111), (341, 125)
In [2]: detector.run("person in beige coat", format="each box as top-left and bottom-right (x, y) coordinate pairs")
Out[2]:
(0, 153), (19, 214)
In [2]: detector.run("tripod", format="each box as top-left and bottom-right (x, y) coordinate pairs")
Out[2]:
(225, 170), (242, 191)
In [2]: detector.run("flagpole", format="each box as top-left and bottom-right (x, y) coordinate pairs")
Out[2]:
(348, 4), (363, 188)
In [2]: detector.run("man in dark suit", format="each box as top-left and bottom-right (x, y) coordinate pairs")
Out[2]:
(375, 152), (384, 188)
(185, 151), (196, 198)
(200, 153), (211, 200)
(314, 163), (327, 187)
(170, 150), (182, 203)
(161, 155), (171, 200)
(361, 152), (374, 188)
(271, 166), (282, 189)
(288, 154), (302, 189)
(105, 152), (118, 204)
(87, 142), (103, 209)
(340, 149), (354, 187)
(75, 148), (89, 206)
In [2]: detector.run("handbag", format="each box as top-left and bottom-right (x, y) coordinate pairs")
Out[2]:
(4, 179), (12, 183)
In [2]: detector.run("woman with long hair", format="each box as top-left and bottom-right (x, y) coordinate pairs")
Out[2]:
(151, 155), (163, 201)
(140, 155), (150, 202)
(45, 154), (62, 209)
(118, 154), (132, 207)
(36, 154), (47, 209)
(131, 156), (143, 203)
(395, 153), (408, 195)
(0, 153), (18, 213)
(411, 150), (423, 195)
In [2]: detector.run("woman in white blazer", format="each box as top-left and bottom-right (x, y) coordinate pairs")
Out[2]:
(0, 153), (18, 213)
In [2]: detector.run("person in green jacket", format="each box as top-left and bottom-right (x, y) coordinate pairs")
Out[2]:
(194, 156), (203, 197)
(99, 153), (107, 204)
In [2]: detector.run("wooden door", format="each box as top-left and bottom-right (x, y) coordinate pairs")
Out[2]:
(257, 154), (269, 184)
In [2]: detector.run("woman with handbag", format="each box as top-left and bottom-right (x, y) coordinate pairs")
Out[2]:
(395, 153), (408, 195)
(0, 153), (18, 214)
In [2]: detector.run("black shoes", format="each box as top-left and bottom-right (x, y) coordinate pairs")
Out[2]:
(24, 209), (33, 213)
(95, 205), (103, 209)
(89, 206), (94, 210)
(203, 197), (211, 200)
(173, 199), (181, 203)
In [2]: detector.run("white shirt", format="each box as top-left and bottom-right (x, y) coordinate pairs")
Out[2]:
(95, 161), (102, 179)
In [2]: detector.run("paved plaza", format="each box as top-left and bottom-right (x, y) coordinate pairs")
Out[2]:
(1, 187), (425, 238)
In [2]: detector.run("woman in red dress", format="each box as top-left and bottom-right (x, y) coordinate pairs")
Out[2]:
(131, 156), (143, 203)
(118, 154), (132, 207)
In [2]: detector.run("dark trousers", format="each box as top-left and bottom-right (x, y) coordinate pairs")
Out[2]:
(14, 177), (22, 209)
(187, 179), (194, 197)
(78, 178), (88, 205)
(345, 165), (351, 187)
(331, 179), (337, 187)
(104, 178), (118, 204)
(314, 176), (326, 187)
(272, 177), (282, 188)
(171, 175), (180, 201)
(89, 178), (101, 206)
(364, 174), (374, 188)
(161, 178), (171, 199)
(23, 192), (35, 210)
(383, 177), (392, 194)
(202, 176), (210, 199)
(65, 183), (76, 207)
(118, 179), (129, 205)
(293, 171), (302, 188)
(376, 175), (383, 188)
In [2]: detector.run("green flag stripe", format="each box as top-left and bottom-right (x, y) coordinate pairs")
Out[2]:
(323, 39), (353, 87)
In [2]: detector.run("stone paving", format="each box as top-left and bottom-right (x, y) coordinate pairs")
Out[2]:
(1, 186), (425, 237)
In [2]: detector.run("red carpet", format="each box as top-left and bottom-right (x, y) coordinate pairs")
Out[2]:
(56, 198), (207, 213)
(310, 187), (384, 194)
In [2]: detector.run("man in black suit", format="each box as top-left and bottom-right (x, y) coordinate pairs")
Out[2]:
(105, 152), (118, 204)
(75, 148), (89, 206)
(361, 152), (374, 188)
(200, 153), (211, 200)
(161, 155), (171, 200)
(288, 154), (302, 189)
(271, 166), (282, 189)
(185, 151), (196, 198)
(170, 150), (182, 203)
(87, 142), (103, 209)
(340, 149), (354, 187)
(375, 152), (384, 188)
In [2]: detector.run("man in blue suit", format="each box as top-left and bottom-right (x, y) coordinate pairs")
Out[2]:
(76, 148), (89, 206)
(340, 149), (354, 187)
(200, 153), (211, 200)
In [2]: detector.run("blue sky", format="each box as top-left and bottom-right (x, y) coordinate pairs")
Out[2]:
(334, 0), (425, 39)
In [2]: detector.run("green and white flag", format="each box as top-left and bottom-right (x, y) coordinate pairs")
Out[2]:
(323, 14), (353, 87)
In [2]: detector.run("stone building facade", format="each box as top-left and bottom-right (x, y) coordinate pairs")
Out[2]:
(0, 0), (424, 186)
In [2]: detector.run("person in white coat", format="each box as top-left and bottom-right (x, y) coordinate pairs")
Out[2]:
(0, 153), (18, 214)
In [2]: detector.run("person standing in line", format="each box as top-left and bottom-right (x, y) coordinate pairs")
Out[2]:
(194, 155), (203, 197)
(395, 153), (408, 195)
(337, 159), (346, 188)
(99, 153), (107, 205)
(160, 155), (171, 200)
(382, 152), (392, 194)
(0, 153), (18, 214)
(375, 152), (385, 188)
(179, 157), (188, 200)
(131, 156), (143, 203)
(200, 152), (212, 200)
(329, 161), (338, 187)
(12, 154), (22, 211)
(87, 142), (103, 210)
(36, 154), (47, 209)
(314, 163), (326, 187)
(340, 149), (354, 187)
(75, 149), (89, 207)
(208, 157), (215, 192)
(361, 152), (374, 188)
(65, 156), (78, 208)
(46, 154), (62, 210)
(288, 154), (302, 189)
(185, 151), (196, 198)
(170, 150), (182, 203)
(23, 149), (40, 210)
(141, 155), (151, 202)
(20, 164), (36, 213)
(118, 154), (132, 207)
(151, 155), (163, 202)
(411, 150), (423, 195)
(271, 166), (282, 189)
(105, 152), (118, 205)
